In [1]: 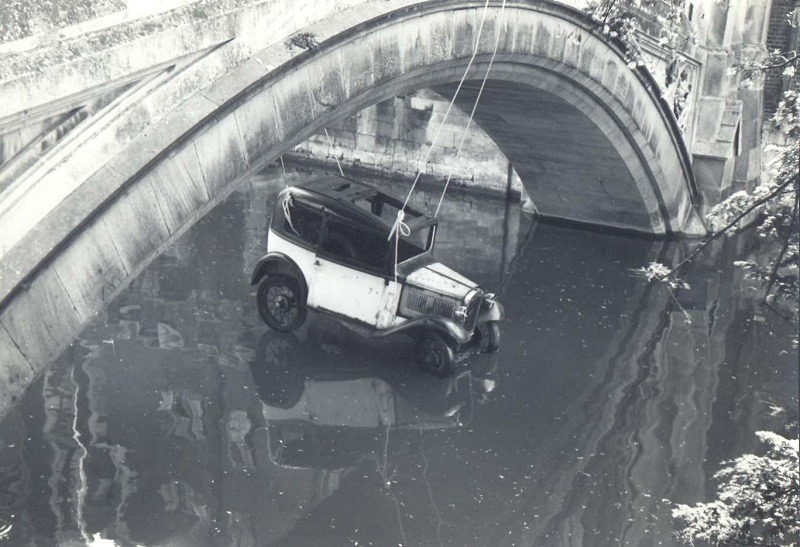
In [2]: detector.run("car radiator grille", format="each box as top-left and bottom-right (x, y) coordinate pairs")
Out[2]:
(464, 294), (482, 332)
(405, 290), (457, 319)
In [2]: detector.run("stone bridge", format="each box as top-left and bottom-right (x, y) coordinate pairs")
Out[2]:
(0, 0), (771, 411)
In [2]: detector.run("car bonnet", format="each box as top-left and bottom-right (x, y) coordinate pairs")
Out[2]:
(405, 262), (479, 299)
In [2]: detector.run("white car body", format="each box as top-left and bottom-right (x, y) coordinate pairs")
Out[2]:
(251, 176), (503, 366)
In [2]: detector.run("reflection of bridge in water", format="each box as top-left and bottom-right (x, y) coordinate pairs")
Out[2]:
(1, 168), (794, 545)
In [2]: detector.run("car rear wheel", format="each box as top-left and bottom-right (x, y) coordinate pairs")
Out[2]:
(416, 332), (456, 376)
(475, 321), (501, 353)
(257, 276), (306, 332)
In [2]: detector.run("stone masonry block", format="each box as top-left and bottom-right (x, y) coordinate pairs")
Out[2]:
(191, 112), (248, 196)
(146, 146), (210, 234)
(0, 267), (83, 374)
(372, 32), (403, 86)
(104, 180), (171, 277)
(549, 25), (567, 63)
(476, 11), (501, 55)
(272, 70), (327, 145)
(602, 60), (620, 93)
(563, 35), (582, 68)
(234, 88), (284, 166)
(393, 18), (426, 72)
(450, 8), (478, 60)
(0, 163), (124, 304)
(306, 53), (348, 114)
(340, 39), (375, 100)
(201, 56), (269, 108)
(533, 25), (552, 58)
(511, 15), (534, 55)
(425, 12), (455, 68)
(614, 76), (631, 107)
(0, 323), (34, 411)
(52, 218), (129, 321)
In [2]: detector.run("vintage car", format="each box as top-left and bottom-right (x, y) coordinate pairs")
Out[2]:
(251, 176), (503, 375)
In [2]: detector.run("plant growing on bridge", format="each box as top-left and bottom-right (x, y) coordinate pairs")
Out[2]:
(672, 431), (799, 546)
(585, 0), (695, 123)
(584, 0), (644, 67)
(285, 31), (319, 51)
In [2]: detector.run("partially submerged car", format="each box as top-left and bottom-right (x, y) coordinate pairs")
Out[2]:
(251, 176), (503, 375)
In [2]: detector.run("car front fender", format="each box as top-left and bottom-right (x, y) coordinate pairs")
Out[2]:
(478, 300), (504, 323)
(379, 316), (472, 345)
(251, 253), (308, 303)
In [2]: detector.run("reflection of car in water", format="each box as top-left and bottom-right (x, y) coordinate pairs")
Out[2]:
(247, 329), (499, 471)
(250, 176), (504, 375)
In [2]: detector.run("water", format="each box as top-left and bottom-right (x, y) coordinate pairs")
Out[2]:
(0, 164), (797, 546)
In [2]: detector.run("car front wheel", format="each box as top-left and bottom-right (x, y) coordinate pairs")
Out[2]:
(416, 332), (456, 376)
(257, 276), (306, 333)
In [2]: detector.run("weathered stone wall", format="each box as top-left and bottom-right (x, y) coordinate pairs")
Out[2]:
(290, 89), (525, 198)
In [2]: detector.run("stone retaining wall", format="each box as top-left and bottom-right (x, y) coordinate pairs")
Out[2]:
(290, 89), (526, 199)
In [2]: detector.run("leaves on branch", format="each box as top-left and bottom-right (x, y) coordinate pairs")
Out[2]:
(672, 432), (800, 546)
(631, 262), (690, 290)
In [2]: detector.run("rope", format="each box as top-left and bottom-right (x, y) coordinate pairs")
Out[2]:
(324, 128), (345, 177)
(387, 210), (410, 281)
(435, 0), (507, 217)
(282, 193), (300, 236)
(385, 0), (494, 280)
(399, 0), (492, 211)
(279, 155), (288, 188)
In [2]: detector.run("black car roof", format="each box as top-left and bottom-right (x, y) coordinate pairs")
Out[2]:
(286, 176), (436, 233)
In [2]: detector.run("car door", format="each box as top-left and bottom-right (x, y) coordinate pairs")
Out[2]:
(268, 200), (324, 287)
(311, 215), (400, 328)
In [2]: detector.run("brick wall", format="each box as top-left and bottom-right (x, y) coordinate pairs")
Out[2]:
(764, 0), (799, 118)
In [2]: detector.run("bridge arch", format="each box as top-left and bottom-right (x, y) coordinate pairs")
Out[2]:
(0, 0), (705, 409)
(204, 1), (704, 235)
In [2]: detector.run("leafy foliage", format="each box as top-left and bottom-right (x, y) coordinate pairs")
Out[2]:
(585, 0), (644, 67)
(585, 0), (694, 123)
(672, 432), (800, 546)
(285, 31), (320, 51)
(632, 262), (690, 290)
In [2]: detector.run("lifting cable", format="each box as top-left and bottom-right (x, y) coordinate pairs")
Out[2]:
(281, 128), (343, 236)
(388, 0), (506, 280)
(435, 0), (507, 217)
(324, 128), (346, 177)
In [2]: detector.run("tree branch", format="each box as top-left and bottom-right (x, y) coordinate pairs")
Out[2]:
(762, 187), (798, 303)
(764, 299), (799, 328)
(669, 176), (799, 277)
(762, 51), (799, 71)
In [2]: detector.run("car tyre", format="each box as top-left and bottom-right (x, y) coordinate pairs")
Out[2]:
(257, 275), (306, 333)
(475, 321), (501, 353)
(416, 332), (456, 376)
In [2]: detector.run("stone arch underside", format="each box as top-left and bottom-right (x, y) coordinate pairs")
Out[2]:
(0, 0), (705, 411)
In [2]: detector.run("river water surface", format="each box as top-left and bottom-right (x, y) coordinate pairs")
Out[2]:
(0, 165), (797, 546)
